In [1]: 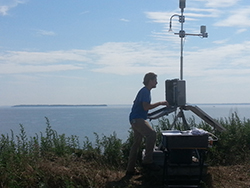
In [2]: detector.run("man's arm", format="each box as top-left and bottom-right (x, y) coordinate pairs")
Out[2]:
(143, 101), (168, 111)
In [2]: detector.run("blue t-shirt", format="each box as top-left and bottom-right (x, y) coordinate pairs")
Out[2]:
(129, 87), (151, 122)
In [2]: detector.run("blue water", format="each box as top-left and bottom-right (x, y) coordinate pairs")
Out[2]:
(0, 105), (132, 143)
(0, 104), (249, 144)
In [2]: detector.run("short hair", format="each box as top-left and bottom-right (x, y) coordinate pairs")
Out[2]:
(143, 72), (157, 86)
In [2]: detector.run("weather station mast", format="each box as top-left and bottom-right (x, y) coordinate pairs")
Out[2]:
(170, 0), (208, 80)
(148, 0), (225, 132)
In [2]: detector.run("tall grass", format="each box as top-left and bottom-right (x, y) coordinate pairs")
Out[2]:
(0, 117), (126, 187)
(0, 113), (249, 187)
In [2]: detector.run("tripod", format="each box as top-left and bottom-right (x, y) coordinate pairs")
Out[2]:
(171, 106), (190, 130)
(148, 104), (226, 132)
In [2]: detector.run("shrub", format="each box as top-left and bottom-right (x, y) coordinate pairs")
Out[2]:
(205, 113), (250, 165)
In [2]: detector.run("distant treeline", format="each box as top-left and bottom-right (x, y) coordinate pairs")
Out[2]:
(12, 104), (107, 107)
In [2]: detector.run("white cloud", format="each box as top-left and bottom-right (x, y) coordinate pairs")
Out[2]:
(89, 42), (179, 75)
(1, 40), (250, 79)
(0, 43), (178, 76)
(213, 39), (229, 44)
(0, 6), (8, 15)
(236, 28), (247, 34)
(0, 50), (90, 64)
(0, 0), (27, 16)
(214, 7), (250, 27)
(36, 30), (56, 36)
(145, 11), (176, 24)
(204, 0), (240, 8)
(186, 8), (221, 18)
(0, 50), (90, 74)
(0, 63), (82, 74)
(80, 11), (90, 15)
(120, 18), (130, 22)
(184, 41), (250, 78)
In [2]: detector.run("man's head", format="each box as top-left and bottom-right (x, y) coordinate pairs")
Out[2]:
(143, 72), (158, 88)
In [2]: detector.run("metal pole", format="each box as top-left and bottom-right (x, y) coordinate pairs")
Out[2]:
(180, 9), (184, 80)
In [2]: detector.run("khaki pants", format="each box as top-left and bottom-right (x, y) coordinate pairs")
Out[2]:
(126, 118), (156, 172)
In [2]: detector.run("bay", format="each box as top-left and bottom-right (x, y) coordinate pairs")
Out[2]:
(0, 105), (132, 144)
(0, 104), (249, 145)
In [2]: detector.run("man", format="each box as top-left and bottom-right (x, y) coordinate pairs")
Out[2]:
(126, 72), (168, 175)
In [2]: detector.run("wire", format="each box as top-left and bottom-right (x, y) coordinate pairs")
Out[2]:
(169, 14), (180, 32)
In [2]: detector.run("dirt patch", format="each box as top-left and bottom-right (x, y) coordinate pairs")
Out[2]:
(207, 165), (250, 188)
(106, 165), (250, 188)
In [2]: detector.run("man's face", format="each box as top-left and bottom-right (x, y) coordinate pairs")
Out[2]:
(150, 78), (158, 88)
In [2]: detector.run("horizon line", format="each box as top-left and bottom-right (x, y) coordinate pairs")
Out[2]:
(0, 102), (250, 107)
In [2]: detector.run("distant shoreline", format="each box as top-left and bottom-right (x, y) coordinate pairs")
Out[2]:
(12, 104), (107, 107)
(6, 103), (250, 108)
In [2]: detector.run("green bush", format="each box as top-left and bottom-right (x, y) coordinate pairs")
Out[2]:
(205, 113), (250, 165)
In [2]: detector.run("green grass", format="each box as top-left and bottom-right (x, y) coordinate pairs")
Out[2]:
(0, 113), (249, 187)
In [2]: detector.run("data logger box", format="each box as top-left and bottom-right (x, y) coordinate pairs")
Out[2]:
(165, 79), (186, 107)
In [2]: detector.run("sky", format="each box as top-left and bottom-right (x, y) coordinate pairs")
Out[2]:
(0, 0), (250, 106)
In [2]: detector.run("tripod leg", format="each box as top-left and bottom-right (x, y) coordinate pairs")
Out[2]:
(171, 110), (180, 129)
(179, 109), (190, 130)
(171, 107), (190, 130)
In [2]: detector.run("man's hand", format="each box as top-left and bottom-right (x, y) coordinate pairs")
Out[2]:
(143, 101), (169, 111)
(159, 101), (169, 106)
